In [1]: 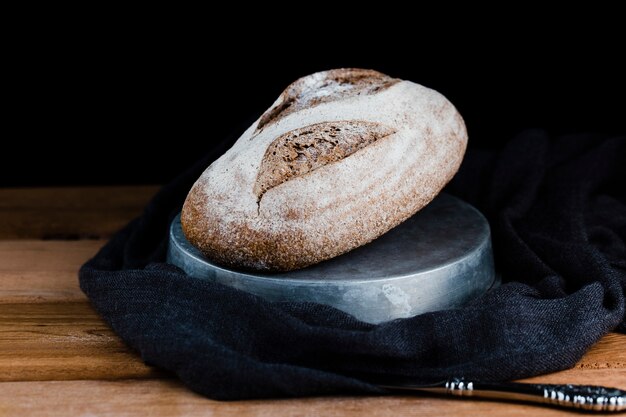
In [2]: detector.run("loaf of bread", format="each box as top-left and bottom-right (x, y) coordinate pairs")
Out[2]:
(182, 69), (467, 271)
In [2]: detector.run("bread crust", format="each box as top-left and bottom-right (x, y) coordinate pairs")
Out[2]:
(181, 69), (467, 271)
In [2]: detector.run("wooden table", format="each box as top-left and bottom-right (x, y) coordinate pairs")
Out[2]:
(0, 186), (624, 416)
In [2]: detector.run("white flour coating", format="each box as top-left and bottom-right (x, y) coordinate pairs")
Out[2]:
(182, 70), (467, 271)
(198, 82), (460, 231)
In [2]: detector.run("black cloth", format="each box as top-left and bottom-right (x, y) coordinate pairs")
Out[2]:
(80, 130), (626, 400)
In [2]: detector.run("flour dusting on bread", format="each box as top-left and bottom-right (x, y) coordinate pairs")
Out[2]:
(182, 69), (467, 271)
(256, 69), (398, 131)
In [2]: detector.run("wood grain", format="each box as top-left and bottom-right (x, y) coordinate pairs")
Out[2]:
(0, 239), (624, 386)
(0, 186), (624, 416)
(569, 332), (626, 370)
(0, 186), (158, 239)
(0, 240), (103, 303)
(0, 293), (622, 385)
(0, 302), (160, 381)
(0, 376), (624, 417)
(0, 238), (623, 387)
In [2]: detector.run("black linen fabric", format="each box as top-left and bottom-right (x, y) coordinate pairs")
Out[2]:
(80, 130), (626, 400)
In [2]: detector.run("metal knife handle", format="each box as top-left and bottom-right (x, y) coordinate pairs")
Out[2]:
(380, 378), (626, 412)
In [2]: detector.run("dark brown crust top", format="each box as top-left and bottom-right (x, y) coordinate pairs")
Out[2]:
(253, 120), (396, 202)
(256, 68), (398, 131)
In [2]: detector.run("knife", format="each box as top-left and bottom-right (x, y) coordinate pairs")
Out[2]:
(379, 378), (626, 412)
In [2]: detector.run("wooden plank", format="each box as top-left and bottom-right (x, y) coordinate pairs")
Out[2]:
(0, 375), (624, 417)
(0, 302), (160, 381)
(0, 240), (104, 303)
(569, 332), (626, 370)
(0, 186), (158, 239)
(0, 186), (622, 416)
(0, 300), (623, 385)
(0, 240), (624, 385)
(520, 365), (626, 386)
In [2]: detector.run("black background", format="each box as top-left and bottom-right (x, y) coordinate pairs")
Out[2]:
(5, 33), (625, 187)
